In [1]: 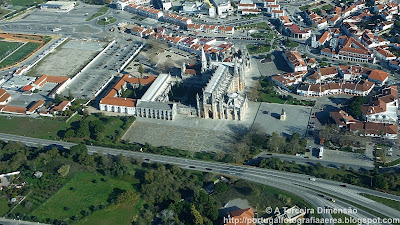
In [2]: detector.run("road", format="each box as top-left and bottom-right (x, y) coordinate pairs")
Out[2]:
(0, 133), (400, 224)
(0, 218), (48, 225)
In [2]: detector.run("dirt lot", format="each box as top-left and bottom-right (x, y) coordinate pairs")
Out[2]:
(26, 39), (105, 77)
(124, 41), (196, 77)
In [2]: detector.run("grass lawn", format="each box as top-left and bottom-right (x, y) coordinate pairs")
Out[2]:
(97, 17), (117, 26)
(213, 179), (318, 217)
(246, 44), (271, 54)
(7, 0), (46, 7)
(258, 92), (286, 104)
(87, 5), (109, 21)
(0, 116), (67, 139)
(250, 32), (275, 40)
(76, 199), (143, 225)
(299, 5), (311, 11)
(0, 42), (41, 68)
(321, 4), (334, 11)
(239, 22), (271, 30)
(32, 172), (138, 220)
(0, 40), (22, 60)
(283, 40), (299, 48)
(0, 197), (10, 216)
(0, 8), (11, 18)
(360, 193), (400, 212)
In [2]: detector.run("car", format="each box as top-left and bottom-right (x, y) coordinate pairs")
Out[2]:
(189, 166), (196, 168)
(206, 168), (212, 171)
(327, 198), (336, 202)
(309, 177), (316, 181)
(317, 194), (324, 197)
(223, 203), (228, 207)
(144, 158), (150, 161)
(340, 184), (347, 187)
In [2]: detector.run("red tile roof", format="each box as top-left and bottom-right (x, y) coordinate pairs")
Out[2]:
(368, 69), (388, 82)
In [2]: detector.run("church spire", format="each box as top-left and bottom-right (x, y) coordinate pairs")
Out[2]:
(201, 47), (207, 73)
(234, 57), (239, 75)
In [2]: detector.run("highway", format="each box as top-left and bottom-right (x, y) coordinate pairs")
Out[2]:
(0, 133), (400, 224)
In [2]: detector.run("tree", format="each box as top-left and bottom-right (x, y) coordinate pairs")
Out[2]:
(69, 143), (88, 158)
(64, 129), (75, 138)
(54, 94), (63, 105)
(58, 165), (70, 177)
(267, 132), (286, 152)
(348, 96), (367, 119)
(76, 123), (90, 138)
(68, 91), (74, 101)
(138, 64), (144, 77)
(90, 120), (105, 134)
(373, 175), (388, 190)
(214, 182), (228, 193)
(191, 205), (203, 225)
(117, 189), (136, 204)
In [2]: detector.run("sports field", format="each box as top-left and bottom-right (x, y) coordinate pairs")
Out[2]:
(0, 41), (23, 60)
(0, 42), (40, 68)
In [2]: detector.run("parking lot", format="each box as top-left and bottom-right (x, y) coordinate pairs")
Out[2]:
(64, 39), (142, 98)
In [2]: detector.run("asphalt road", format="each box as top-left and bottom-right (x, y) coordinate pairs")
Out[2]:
(0, 218), (48, 225)
(256, 152), (375, 170)
(0, 133), (399, 224)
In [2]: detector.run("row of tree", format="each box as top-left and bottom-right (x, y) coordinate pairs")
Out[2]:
(259, 158), (400, 193)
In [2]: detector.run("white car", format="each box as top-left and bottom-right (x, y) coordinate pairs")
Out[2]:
(309, 177), (316, 181)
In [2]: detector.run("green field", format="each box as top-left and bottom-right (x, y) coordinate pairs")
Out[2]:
(6, 0), (46, 7)
(0, 42), (41, 68)
(0, 197), (10, 216)
(0, 41), (23, 60)
(87, 5), (109, 21)
(0, 116), (66, 139)
(76, 199), (143, 225)
(32, 172), (139, 220)
(97, 17), (117, 26)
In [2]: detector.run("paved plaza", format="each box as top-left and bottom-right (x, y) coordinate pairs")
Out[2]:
(253, 102), (312, 136)
(122, 102), (259, 152)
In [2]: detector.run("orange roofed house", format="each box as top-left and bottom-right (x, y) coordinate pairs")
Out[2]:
(0, 88), (11, 105)
(224, 208), (254, 225)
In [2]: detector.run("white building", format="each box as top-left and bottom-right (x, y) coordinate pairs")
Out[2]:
(211, 0), (233, 16)
(39, 1), (76, 11)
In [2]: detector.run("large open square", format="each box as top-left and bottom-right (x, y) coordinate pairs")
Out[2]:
(122, 102), (260, 152)
(26, 39), (105, 77)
